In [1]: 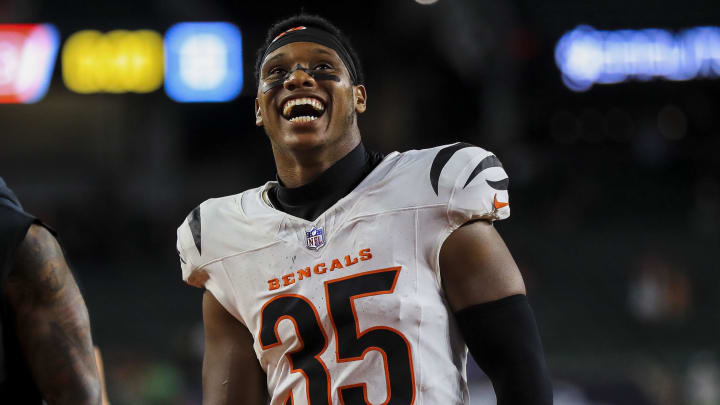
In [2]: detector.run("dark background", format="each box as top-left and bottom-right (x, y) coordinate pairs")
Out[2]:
(1, 0), (719, 404)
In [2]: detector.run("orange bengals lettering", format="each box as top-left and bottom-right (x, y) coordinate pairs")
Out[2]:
(266, 248), (372, 291)
(297, 267), (311, 280)
(359, 248), (372, 261)
(282, 273), (295, 287)
(329, 259), (343, 271)
(314, 263), (326, 274)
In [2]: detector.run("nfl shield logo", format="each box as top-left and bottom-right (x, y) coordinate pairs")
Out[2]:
(305, 226), (326, 250)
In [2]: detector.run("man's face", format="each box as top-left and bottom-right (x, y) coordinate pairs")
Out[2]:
(255, 41), (366, 153)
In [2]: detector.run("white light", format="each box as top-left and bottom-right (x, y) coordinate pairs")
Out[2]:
(563, 31), (603, 81)
(0, 24), (59, 103)
(415, 0), (439, 4)
(555, 25), (720, 91)
(18, 26), (57, 96)
(179, 33), (228, 90)
(0, 41), (20, 86)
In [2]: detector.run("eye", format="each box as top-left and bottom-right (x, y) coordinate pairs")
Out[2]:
(268, 66), (287, 76)
(313, 63), (333, 71)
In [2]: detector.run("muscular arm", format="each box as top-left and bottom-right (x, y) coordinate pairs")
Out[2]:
(440, 220), (552, 404)
(202, 290), (267, 405)
(4, 224), (101, 405)
(440, 220), (525, 310)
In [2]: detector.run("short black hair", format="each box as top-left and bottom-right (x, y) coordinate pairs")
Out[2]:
(254, 14), (364, 86)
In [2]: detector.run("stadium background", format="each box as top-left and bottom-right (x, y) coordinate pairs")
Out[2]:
(1, 0), (719, 403)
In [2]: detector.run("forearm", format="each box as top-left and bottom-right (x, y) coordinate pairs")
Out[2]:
(455, 295), (552, 405)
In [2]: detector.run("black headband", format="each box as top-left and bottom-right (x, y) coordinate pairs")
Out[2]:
(261, 26), (359, 84)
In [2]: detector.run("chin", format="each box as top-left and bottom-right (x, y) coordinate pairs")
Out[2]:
(281, 131), (330, 152)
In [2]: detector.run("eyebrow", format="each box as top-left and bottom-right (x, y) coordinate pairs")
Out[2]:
(263, 52), (286, 68)
(263, 47), (338, 69)
(312, 48), (335, 57)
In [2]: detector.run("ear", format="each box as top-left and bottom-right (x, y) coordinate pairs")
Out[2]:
(353, 84), (367, 114)
(255, 98), (263, 126)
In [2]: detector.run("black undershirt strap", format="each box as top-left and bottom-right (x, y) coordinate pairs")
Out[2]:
(268, 143), (385, 222)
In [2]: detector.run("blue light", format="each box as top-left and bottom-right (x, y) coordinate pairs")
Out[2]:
(164, 22), (243, 102)
(555, 25), (720, 91)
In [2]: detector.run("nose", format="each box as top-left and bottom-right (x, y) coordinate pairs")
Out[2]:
(283, 66), (316, 91)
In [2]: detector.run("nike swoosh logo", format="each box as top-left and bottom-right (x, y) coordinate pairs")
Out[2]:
(494, 194), (509, 210)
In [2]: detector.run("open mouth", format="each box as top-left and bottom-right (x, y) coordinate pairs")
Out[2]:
(282, 97), (326, 123)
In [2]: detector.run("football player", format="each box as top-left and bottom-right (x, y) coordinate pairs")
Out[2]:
(0, 177), (101, 404)
(177, 14), (552, 405)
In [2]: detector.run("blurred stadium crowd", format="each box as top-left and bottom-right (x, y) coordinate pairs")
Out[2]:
(1, 0), (719, 404)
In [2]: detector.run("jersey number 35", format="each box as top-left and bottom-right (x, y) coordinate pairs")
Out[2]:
(259, 267), (416, 405)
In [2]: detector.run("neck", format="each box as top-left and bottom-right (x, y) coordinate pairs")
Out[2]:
(272, 129), (361, 188)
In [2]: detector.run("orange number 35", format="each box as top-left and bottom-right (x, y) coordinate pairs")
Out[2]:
(259, 267), (415, 405)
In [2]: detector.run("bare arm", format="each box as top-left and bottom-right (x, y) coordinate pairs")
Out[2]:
(5, 224), (101, 405)
(202, 290), (267, 405)
(94, 347), (111, 405)
(440, 220), (552, 404)
(439, 220), (525, 310)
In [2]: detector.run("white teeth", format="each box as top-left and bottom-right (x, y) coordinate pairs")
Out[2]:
(288, 115), (318, 123)
(282, 97), (325, 118)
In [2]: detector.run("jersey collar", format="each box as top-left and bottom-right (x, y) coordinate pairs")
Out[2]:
(272, 142), (368, 212)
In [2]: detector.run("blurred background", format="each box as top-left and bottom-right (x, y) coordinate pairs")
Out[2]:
(1, 0), (719, 404)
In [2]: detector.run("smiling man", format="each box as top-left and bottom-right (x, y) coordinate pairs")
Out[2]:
(177, 14), (552, 405)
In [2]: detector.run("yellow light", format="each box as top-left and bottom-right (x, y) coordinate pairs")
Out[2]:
(62, 29), (164, 94)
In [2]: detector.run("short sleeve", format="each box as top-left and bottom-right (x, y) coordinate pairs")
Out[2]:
(446, 147), (510, 227)
(0, 178), (52, 282)
(176, 202), (245, 325)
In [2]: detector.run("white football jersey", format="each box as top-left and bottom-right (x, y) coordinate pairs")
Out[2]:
(177, 143), (510, 405)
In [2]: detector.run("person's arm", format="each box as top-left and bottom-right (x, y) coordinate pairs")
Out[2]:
(440, 220), (552, 405)
(4, 224), (101, 405)
(94, 346), (111, 405)
(202, 290), (267, 405)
